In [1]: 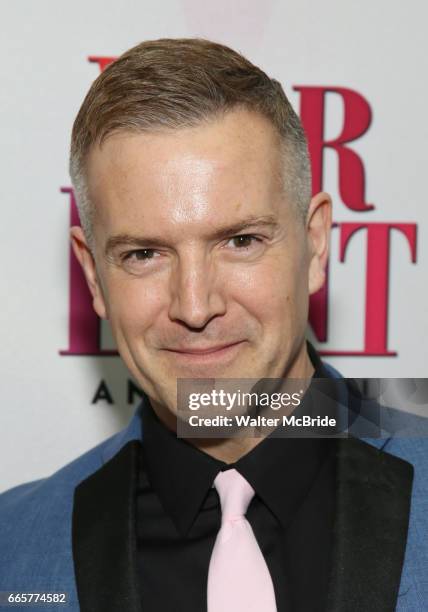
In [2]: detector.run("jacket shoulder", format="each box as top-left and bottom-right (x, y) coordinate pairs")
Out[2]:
(0, 429), (125, 597)
(0, 432), (115, 512)
(382, 437), (428, 609)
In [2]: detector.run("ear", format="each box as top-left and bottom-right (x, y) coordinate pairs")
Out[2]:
(70, 226), (108, 319)
(306, 192), (332, 295)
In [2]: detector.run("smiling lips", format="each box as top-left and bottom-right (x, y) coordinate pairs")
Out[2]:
(164, 341), (244, 356)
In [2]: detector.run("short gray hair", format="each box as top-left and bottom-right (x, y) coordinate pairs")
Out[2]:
(69, 38), (312, 247)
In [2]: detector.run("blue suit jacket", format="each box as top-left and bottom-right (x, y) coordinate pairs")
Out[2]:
(0, 363), (427, 611)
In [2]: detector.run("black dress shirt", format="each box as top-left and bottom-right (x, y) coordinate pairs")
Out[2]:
(136, 342), (336, 611)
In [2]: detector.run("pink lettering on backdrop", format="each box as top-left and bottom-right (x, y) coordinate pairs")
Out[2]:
(295, 86), (373, 212)
(60, 57), (418, 357)
(88, 56), (116, 71)
(321, 222), (417, 357)
(59, 188), (117, 356)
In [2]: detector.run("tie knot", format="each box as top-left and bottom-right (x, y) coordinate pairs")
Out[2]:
(213, 468), (255, 522)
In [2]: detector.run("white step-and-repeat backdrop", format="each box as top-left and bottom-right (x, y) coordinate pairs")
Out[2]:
(1, 0), (426, 492)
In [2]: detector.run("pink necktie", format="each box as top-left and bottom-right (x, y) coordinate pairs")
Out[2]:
(207, 468), (277, 612)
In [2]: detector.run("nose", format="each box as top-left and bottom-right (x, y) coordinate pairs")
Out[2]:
(168, 252), (227, 329)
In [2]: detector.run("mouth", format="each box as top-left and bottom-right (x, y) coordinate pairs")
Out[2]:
(163, 341), (246, 363)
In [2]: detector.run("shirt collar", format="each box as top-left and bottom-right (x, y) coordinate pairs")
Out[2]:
(141, 340), (334, 536)
(235, 341), (334, 525)
(141, 399), (226, 536)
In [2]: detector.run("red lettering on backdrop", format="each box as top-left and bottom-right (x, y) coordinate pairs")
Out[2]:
(59, 188), (118, 356)
(60, 56), (117, 356)
(294, 86), (373, 212)
(88, 56), (116, 71)
(320, 223), (417, 357)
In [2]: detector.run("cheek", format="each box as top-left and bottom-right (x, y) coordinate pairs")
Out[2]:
(230, 250), (308, 324)
(103, 276), (165, 340)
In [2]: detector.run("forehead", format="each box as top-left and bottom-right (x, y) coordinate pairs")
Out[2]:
(85, 108), (287, 233)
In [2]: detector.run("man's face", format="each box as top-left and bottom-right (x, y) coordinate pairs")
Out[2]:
(73, 108), (330, 417)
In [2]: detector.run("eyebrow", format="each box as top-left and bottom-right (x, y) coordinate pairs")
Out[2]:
(104, 215), (279, 256)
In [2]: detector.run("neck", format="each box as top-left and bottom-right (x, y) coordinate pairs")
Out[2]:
(150, 340), (315, 464)
(188, 342), (315, 463)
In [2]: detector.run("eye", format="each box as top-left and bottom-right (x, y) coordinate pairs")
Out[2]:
(123, 248), (157, 262)
(226, 234), (261, 249)
(119, 248), (161, 273)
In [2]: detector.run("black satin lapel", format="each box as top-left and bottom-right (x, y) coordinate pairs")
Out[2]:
(327, 437), (414, 612)
(72, 440), (142, 612)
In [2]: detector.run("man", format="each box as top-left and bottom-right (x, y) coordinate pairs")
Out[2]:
(0, 38), (426, 612)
